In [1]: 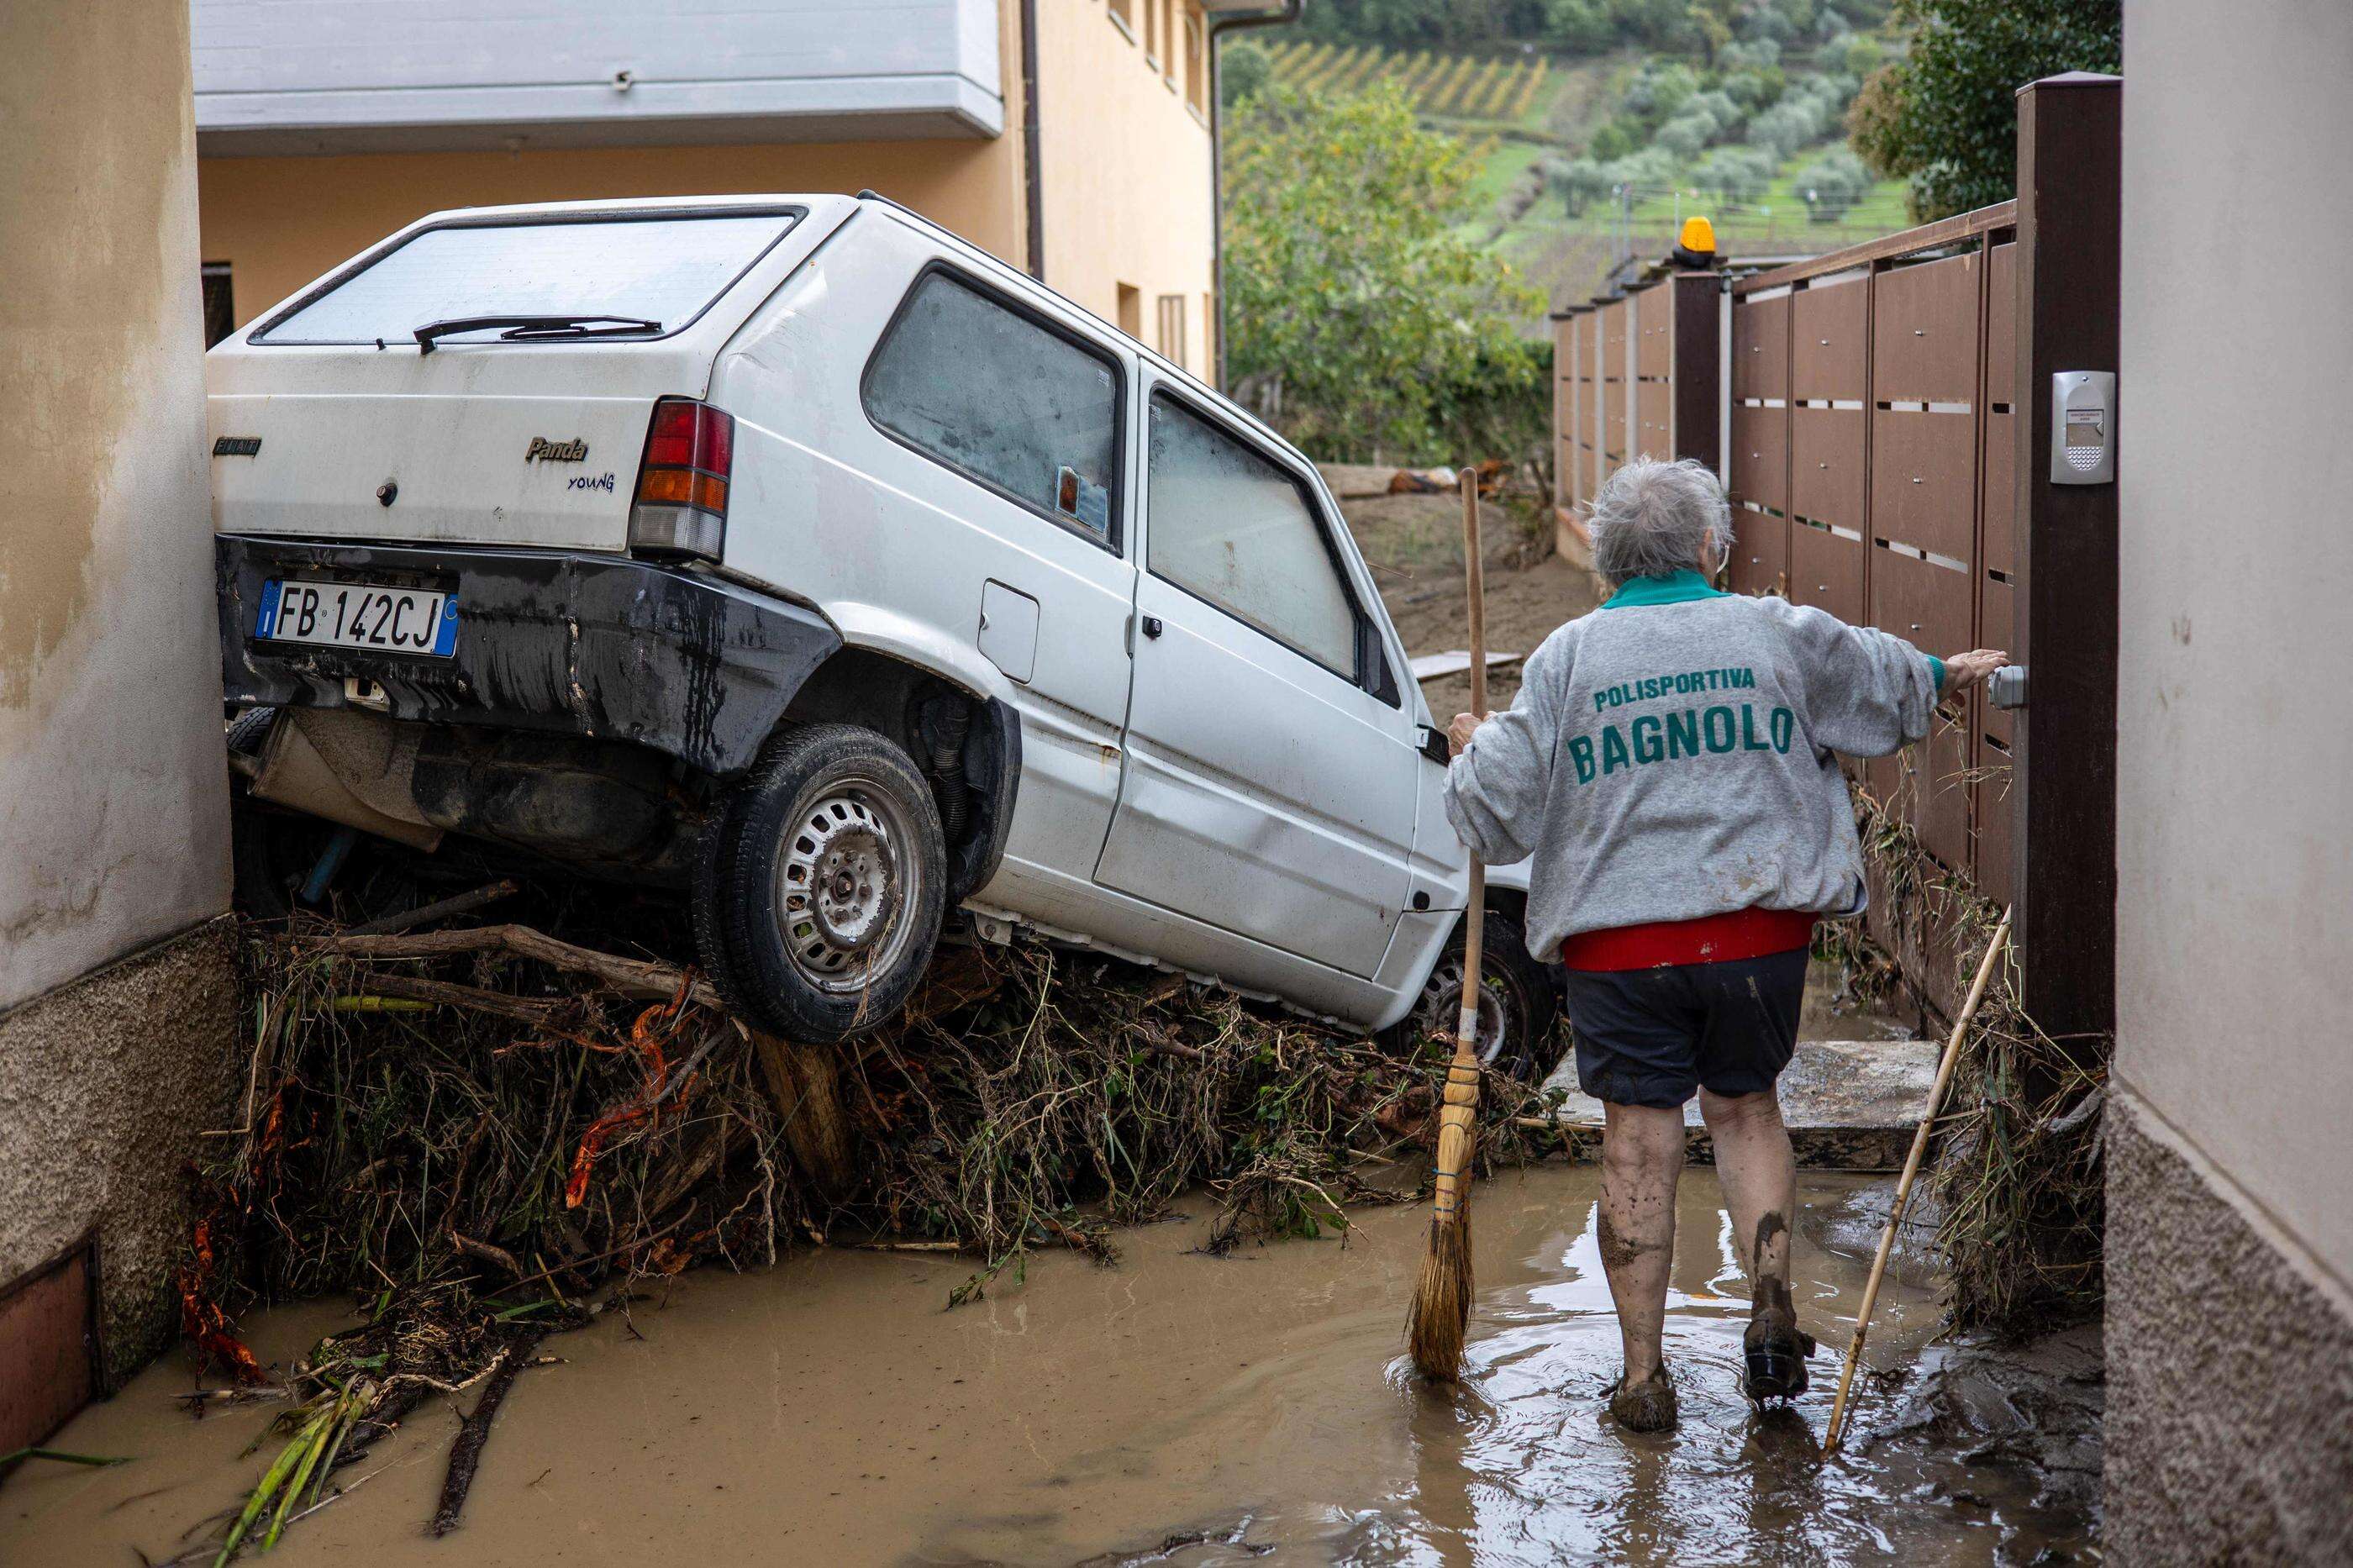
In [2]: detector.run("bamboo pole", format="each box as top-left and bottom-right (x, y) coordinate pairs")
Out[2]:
(1821, 907), (2013, 1453)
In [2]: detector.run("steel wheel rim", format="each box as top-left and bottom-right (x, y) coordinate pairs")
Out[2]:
(1419, 955), (1510, 1066)
(776, 775), (924, 996)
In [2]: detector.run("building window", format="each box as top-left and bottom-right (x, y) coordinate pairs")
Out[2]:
(1156, 293), (1187, 368)
(1108, 0), (1134, 40)
(201, 262), (234, 347)
(1165, 0), (1181, 86)
(1118, 283), (1143, 340)
(1185, 7), (1206, 112)
(1143, 0), (1158, 62)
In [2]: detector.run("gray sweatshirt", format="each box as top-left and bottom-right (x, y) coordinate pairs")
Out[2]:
(1443, 570), (1943, 960)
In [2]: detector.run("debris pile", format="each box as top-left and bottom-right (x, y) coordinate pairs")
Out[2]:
(1842, 791), (2108, 1334)
(177, 889), (1553, 1556)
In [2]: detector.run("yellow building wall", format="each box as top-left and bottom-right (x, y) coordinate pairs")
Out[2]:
(1037, 2), (1218, 376)
(200, 136), (1029, 329)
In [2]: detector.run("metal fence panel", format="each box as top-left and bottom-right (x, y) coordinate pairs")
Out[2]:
(1871, 410), (1977, 560)
(1790, 524), (1865, 624)
(1730, 403), (1787, 510)
(1732, 294), (1788, 402)
(1792, 277), (1867, 402)
(1635, 381), (1671, 458)
(1792, 406), (1866, 533)
(1872, 253), (1982, 403)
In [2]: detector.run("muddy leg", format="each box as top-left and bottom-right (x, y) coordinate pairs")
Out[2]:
(1699, 1087), (1808, 1398)
(1598, 1102), (1685, 1386)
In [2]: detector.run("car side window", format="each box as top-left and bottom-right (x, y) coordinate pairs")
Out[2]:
(1146, 392), (1361, 680)
(863, 267), (1121, 544)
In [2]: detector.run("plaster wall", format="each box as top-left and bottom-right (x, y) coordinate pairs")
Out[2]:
(197, 135), (1030, 333)
(2111, 0), (2353, 1550)
(2113, 0), (2353, 1286)
(0, 0), (232, 1013)
(0, 0), (239, 1398)
(1036, 2), (1219, 375)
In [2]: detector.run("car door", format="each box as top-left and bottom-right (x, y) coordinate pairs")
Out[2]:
(848, 260), (1140, 894)
(1092, 380), (1419, 978)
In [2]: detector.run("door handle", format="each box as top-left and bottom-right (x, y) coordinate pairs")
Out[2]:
(1140, 615), (1163, 639)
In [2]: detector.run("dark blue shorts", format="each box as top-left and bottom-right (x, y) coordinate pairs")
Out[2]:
(1561, 947), (1808, 1109)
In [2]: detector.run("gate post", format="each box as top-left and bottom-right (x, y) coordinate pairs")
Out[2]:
(1668, 271), (1722, 474)
(2011, 72), (2123, 1044)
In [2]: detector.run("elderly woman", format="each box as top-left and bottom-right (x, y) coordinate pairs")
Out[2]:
(1445, 456), (2004, 1433)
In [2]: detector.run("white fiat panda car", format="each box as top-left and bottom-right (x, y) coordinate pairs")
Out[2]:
(210, 193), (1557, 1074)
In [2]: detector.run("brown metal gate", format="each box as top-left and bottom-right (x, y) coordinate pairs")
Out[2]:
(1550, 76), (2120, 1034)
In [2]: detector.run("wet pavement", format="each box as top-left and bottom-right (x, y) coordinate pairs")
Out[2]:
(2, 1164), (2092, 1565)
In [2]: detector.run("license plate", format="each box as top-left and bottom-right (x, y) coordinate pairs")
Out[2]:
(256, 579), (459, 657)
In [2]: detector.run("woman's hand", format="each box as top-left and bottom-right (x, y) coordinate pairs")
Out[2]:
(1940, 649), (2009, 694)
(1448, 712), (1482, 756)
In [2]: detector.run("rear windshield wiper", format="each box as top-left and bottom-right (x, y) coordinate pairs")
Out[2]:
(413, 314), (664, 354)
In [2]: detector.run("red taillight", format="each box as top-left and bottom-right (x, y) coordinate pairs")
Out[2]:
(630, 397), (734, 560)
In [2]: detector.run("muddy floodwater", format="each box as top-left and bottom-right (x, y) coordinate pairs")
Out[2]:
(3, 1166), (2092, 1565)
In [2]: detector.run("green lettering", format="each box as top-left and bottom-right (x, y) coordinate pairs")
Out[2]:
(1771, 707), (1794, 753)
(1570, 735), (1596, 784)
(1666, 709), (1700, 759)
(1740, 704), (1771, 751)
(1601, 725), (1632, 776)
(1703, 706), (1736, 753)
(1632, 714), (1664, 764)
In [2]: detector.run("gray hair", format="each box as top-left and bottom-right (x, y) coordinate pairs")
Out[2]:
(1586, 455), (1734, 587)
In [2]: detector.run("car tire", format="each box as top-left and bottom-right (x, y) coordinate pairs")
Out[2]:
(1396, 910), (1565, 1085)
(697, 723), (947, 1044)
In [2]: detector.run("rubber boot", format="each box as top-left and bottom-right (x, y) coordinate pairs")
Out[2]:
(1608, 1365), (1678, 1433)
(1743, 1281), (1816, 1404)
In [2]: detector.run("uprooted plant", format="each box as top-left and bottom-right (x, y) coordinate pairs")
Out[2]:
(171, 898), (1555, 1560)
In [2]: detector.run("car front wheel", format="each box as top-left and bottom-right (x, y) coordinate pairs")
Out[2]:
(696, 724), (947, 1044)
(1397, 910), (1565, 1084)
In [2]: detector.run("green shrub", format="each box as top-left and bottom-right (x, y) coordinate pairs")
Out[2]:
(1655, 112), (1713, 159)
(1720, 65), (1785, 111)
(1691, 145), (1780, 205)
(1747, 97), (1824, 158)
(1548, 155), (1617, 218)
(1682, 88), (1743, 139)
(1621, 59), (1698, 121)
(1796, 146), (1872, 220)
(1221, 39), (1273, 107)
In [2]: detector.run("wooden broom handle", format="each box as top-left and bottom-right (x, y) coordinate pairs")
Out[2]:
(1457, 471), (1488, 1047)
(1462, 471), (1488, 724)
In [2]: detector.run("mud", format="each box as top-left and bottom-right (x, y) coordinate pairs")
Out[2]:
(4, 1167), (2095, 1565)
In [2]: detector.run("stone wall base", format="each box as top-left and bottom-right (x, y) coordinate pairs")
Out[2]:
(0, 917), (238, 1395)
(2106, 1089), (2353, 1563)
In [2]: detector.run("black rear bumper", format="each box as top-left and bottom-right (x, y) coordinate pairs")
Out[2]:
(217, 536), (841, 776)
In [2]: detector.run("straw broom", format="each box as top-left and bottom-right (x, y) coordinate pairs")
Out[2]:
(1408, 469), (1491, 1382)
(1821, 906), (2013, 1452)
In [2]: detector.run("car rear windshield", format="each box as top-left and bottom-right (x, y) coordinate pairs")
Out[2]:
(253, 210), (803, 346)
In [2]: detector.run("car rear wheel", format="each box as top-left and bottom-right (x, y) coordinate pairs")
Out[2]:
(1397, 910), (1565, 1084)
(696, 724), (947, 1044)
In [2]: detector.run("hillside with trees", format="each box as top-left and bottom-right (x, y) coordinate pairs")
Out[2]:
(1225, 0), (1910, 318)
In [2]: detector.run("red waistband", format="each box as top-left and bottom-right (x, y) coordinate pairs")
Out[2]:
(1558, 907), (1818, 972)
